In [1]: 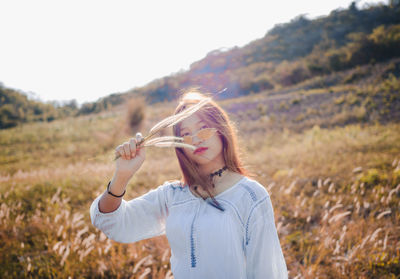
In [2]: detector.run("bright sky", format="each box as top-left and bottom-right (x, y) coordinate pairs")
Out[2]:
(0, 0), (385, 105)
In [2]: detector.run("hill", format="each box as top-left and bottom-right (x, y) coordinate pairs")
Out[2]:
(133, 1), (400, 102)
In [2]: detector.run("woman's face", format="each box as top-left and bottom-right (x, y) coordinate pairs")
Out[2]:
(178, 113), (225, 168)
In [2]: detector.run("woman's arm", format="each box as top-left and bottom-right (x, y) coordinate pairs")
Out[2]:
(90, 132), (171, 243)
(98, 175), (129, 213)
(90, 181), (170, 243)
(245, 195), (288, 279)
(98, 133), (146, 213)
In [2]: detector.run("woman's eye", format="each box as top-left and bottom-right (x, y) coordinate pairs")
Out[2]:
(200, 125), (208, 129)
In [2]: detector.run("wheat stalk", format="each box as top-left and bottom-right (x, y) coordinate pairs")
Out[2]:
(153, 142), (196, 150)
(143, 136), (183, 146)
(148, 97), (211, 137)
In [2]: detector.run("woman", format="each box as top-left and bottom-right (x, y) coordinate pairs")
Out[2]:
(90, 91), (288, 278)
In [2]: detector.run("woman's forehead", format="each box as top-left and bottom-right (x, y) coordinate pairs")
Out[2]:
(179, 114), (205, 131)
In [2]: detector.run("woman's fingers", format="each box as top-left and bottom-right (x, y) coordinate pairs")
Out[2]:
(115, 134), (143, 160)
(129, 138), (137, 158)
(115, 145), (124, 159)
(135, 132), (145, 158)
(122, 142), (131, 160)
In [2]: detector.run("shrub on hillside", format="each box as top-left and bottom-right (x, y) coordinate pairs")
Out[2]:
(125, 96), (146, 135)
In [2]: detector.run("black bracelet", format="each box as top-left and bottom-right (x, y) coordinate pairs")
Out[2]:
(106, 181), (126, 198)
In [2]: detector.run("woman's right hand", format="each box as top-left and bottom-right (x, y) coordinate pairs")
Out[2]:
(114, 132), (146, 182)
(98, 133), (146, 212)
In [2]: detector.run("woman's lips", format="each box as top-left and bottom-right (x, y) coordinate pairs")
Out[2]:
(194, 147), (208, 154)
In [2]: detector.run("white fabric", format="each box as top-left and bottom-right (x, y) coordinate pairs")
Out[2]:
(90, 176), (288, 279)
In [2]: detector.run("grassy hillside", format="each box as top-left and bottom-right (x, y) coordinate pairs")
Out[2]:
(0, 93), (399, 278)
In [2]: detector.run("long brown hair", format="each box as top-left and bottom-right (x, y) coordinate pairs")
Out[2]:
(172, 90), (253, 203)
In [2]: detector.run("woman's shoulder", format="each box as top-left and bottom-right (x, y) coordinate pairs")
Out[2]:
(237, 176), (270, 203)
(160, 179), (187, 191)
(217, 176), (271, 226)
(156, 179), (193, 204)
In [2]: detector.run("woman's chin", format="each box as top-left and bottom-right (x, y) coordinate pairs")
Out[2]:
(193, 157), (211, 165)
(190, 154), (213, 165)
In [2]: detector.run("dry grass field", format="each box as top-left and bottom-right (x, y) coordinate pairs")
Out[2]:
(0, 94), (399, 278)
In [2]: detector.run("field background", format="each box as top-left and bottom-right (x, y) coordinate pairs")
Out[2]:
(1, 87), (400, 278)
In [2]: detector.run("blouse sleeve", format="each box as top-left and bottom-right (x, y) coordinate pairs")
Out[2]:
(89, 182), (170, 244)
(245, 194), (288, 279)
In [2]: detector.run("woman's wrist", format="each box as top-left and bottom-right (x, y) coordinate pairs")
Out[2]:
(108, 175), (130, 196)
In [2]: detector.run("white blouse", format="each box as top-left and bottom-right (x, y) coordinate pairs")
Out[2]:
(90, 176), (288, 279)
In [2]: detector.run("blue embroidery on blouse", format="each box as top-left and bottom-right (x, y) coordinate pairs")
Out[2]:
(169, 182), (185, 191)
(245, 196), (268, 245)
(190, 217), (197, 267)
(242, 184), (257, 201)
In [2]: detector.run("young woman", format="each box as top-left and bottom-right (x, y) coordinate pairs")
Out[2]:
(90, 91), (288, 278)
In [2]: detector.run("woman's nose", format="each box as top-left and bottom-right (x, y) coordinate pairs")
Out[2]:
(191, 134), (203, 145)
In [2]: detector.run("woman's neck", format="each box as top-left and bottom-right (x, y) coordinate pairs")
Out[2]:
(212, 169), (230, 185)
(211, 170), (244, 194)
(198, 156), (226, 176)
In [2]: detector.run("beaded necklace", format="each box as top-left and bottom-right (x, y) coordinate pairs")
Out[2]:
(210, 166), (228, 178)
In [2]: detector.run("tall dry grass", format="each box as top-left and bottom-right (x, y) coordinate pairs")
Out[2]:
(0, 97), (399, 278)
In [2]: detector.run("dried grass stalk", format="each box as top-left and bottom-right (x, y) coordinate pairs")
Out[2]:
(153, 142), (196, 150)
(143, 136), (183, 146)
(148, 97), (211, 136)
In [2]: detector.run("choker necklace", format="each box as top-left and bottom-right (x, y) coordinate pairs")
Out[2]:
(210, 166), (228, 178)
